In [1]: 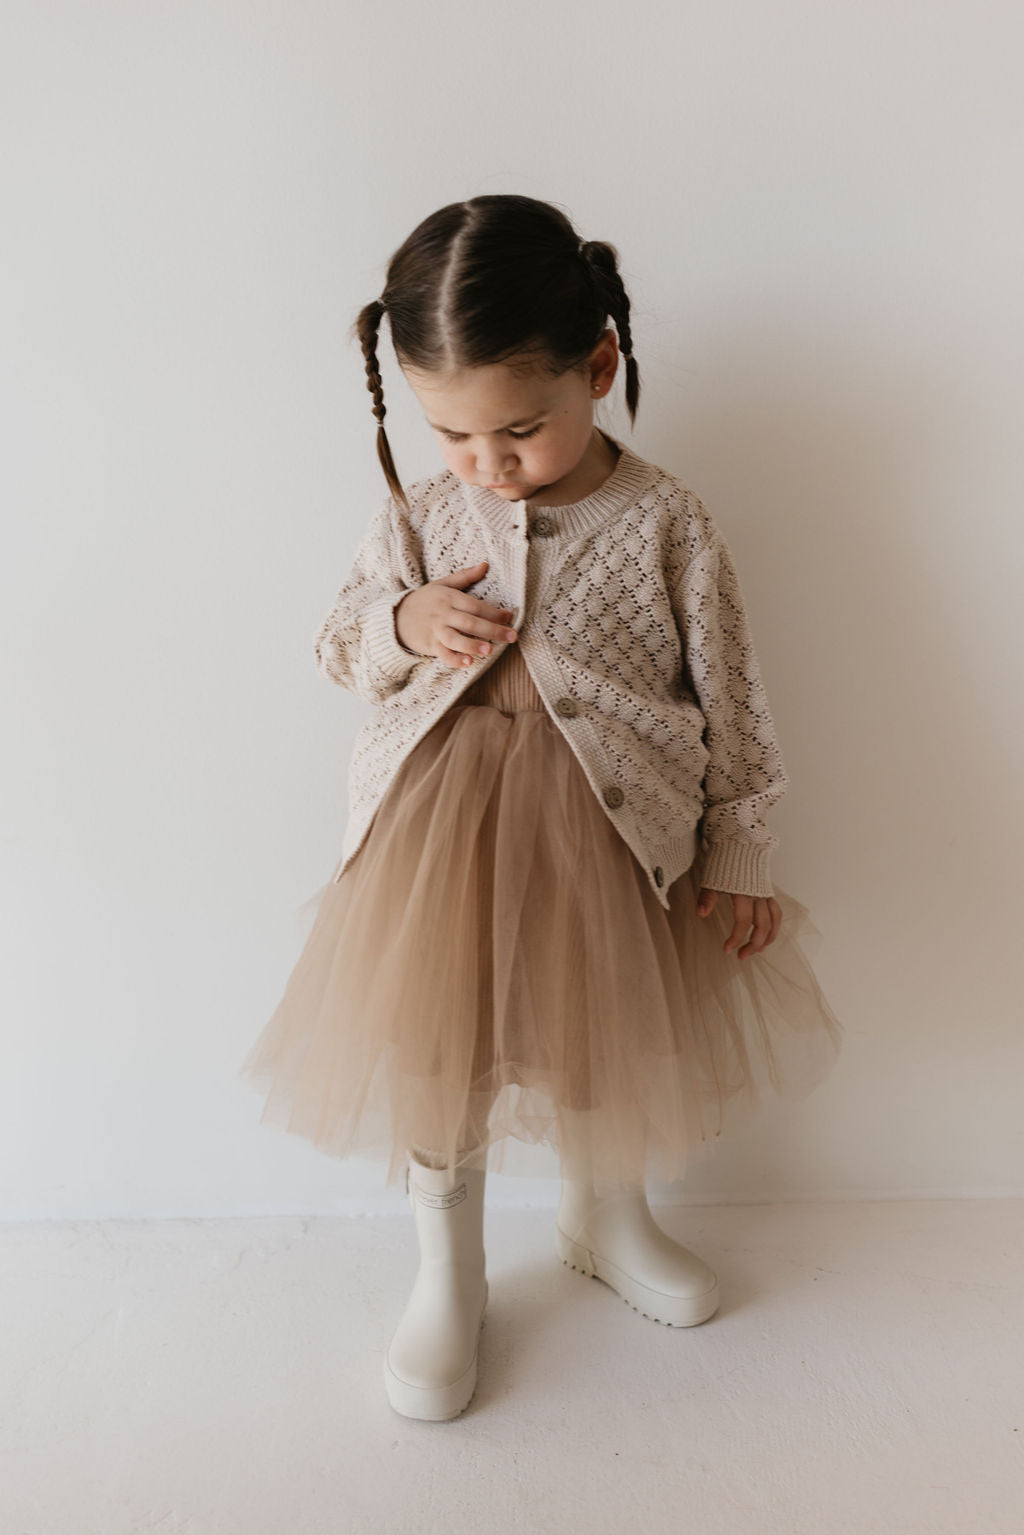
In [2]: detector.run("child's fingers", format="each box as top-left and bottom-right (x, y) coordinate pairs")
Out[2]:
(723, 893), (754, 956)
(724, 896), (749, 945)
(735, 896), (783, 959)
(698, 888), (783, 960)
(753, 896), (783, 952)
(768, 896), (783, 946)
(436, 602), (518, 668)
(737, 902), (774, 959)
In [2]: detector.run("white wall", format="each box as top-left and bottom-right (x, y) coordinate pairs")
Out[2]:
(2, 1), (1021, 1218)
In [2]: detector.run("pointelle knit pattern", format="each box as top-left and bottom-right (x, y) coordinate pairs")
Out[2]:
(313, 436), (791, 908)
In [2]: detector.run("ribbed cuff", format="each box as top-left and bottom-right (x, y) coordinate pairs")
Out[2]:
(698, 837), (775, 899)
(362, 589), (425, 682)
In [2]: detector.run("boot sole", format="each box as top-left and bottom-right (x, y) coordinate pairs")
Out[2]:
(555, 1226), (720, 1327)
(383, 1279), (489, 1421)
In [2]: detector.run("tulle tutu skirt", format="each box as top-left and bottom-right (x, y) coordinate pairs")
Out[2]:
(238, 644), (843, 1195)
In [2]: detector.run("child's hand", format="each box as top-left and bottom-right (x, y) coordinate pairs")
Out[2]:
(696, 886), (782, 959)
(395, 560), (518, 669)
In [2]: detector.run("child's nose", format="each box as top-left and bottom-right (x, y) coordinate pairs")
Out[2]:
(479, 449), (517, 472)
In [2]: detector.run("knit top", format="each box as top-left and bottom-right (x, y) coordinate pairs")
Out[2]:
(314, 433), (791, 907)
(460, 636), (548, 713)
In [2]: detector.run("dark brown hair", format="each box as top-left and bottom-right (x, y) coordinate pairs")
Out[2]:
(349, 194), (641, 510)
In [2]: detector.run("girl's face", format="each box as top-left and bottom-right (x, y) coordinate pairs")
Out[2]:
(401, 331), (619, 503)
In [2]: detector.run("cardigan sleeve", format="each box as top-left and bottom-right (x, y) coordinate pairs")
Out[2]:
(313, 492), (429, 705)
(674, 530), (790, 898)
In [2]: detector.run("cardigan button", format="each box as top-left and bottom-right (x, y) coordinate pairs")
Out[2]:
(653, 866), (664, 886)
(554, 696), (580, 717)
(530, 515), (555, 536)
(603, 785), (625, 808)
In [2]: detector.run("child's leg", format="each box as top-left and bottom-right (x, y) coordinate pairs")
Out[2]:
(409, 1136), (488, 1172)
(554, 1102), (720, 1328)
(385, 1107), (491, 1421)
(405, 1081), (497, 1177)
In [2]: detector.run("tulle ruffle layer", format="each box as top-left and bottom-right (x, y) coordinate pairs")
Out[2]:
(239, 687), (843, 1195)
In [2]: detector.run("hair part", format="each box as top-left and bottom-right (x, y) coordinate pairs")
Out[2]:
(349, 195), (641, 510)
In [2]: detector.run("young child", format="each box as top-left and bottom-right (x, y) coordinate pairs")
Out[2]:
(239, 194), (843, 1422)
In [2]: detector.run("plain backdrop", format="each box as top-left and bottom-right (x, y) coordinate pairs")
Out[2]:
(2, 0), (1021, 1219)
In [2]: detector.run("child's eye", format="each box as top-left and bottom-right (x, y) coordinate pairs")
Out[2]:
(441, 425), (543, 443)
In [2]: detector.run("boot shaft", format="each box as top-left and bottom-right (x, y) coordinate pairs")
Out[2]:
(406, 1150), (487, 1268)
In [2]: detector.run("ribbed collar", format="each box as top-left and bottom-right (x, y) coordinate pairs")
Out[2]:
(462, 433), (658, 541)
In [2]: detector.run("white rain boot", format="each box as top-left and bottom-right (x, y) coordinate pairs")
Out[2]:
(554, 1105), (720, 1327)
(383, 1145), (489, 1421)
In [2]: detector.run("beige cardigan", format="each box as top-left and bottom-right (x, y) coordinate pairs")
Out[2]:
(314, 436), (790, 909)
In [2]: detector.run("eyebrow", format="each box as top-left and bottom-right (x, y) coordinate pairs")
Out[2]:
(427, 413), (547, 434)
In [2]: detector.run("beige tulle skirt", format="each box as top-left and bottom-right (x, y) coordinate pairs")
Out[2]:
(239, 644), (843, 1195)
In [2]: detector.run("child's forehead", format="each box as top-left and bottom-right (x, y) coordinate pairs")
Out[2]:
(404, 357), (551, 392)
(402, 359), (568, 426)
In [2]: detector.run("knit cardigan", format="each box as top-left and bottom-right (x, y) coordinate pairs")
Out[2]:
(314, 436), (791, 910)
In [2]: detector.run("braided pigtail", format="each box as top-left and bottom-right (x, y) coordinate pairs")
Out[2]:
(580, 241), (641, 425)
(352, 298), (410, 511)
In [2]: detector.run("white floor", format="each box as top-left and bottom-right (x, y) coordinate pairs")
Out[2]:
(4, 1198), (1023, 1534)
